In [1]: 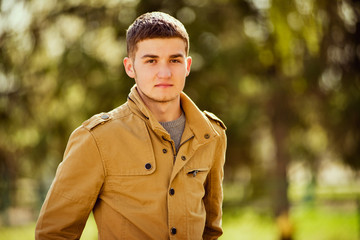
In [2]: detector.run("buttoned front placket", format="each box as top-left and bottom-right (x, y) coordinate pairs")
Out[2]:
(166, 125), (207, 239)
(167, 153), (186, 239)
(161, 133), (182, 238)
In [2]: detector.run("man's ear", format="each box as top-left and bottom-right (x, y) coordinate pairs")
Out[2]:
(186, 56), (192, 77)
(123, 57), (136, 78)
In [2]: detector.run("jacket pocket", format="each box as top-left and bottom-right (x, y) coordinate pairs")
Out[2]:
(183, 167), (209, 223)
(103, 174), (156, 192)
(187, 168), (209, 178)
(101, 172), (161, 210)
(185, 167), (210, 188)
(95, 117), (157, 176)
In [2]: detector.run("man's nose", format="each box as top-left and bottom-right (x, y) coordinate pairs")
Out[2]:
(157, 64), (172, 78)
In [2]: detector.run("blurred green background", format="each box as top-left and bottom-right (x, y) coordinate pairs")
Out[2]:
(0, 0), (359, 239)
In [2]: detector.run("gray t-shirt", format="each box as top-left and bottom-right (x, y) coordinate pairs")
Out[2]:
(159, 112), (186, 153)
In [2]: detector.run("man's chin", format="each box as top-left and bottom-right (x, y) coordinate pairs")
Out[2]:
(139, 89), (179, 104)
(153, 97), (177, 103)
(151, 94), (179, 103)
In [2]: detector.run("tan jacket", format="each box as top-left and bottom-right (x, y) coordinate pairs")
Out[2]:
(35, 86), (227, 240)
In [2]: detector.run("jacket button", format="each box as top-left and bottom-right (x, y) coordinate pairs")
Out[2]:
(181, 156), (186, 161)
(145, 163), (152, 170)
(163, 149), (167, 153)
(204, 133), (210, 139)
(170, 227), (177, 235)
(101, 114), (109, 120)
(169, 188), (175, 195)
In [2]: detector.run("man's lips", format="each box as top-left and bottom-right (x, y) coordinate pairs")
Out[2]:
(155, 83), (173, 88)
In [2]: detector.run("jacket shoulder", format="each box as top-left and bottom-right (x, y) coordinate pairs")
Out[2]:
(82, 112), (112, 130)
(82, 103), (131, 131)
(203, 110), (226, 130)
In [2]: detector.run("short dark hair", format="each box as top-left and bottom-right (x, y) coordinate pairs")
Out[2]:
(126, 12), (189, 58)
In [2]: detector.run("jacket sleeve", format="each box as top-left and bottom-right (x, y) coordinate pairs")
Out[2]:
(35, 126), (105, 239)
(203, 129), (227, 240)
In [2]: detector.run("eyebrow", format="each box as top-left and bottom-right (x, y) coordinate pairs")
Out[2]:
(169, 54), (185, 58)
(141, 53), (185, 59)
(141, 54), (158, 59)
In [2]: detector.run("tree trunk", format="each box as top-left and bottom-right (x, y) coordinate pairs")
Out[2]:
(272, 117), (290, 216)
(268, 92), (294, 240)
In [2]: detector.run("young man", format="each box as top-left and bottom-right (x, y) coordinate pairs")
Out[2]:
(35, 12), (227, 240)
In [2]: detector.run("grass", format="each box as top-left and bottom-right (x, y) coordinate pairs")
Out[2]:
(291, 204), (358, 240)
(222, 203), (358, 240)
(0, 222), (36, 240)
(222, 207), (278, 240)
(0, 203), (357, 240)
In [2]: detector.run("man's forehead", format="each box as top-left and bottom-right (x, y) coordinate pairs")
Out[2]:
(134, 38), (187, 57)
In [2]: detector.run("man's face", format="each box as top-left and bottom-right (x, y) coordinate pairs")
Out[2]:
(124, 38), (192, 104)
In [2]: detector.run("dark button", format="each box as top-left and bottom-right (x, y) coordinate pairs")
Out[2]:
(163, 149), (168, 154)
(171, 227), (177, 235)
(169, 188), (175, 195)
(101, 114), (109, 120)
(181, 156), (186, 161)
(204, 133), (210, 139)
(145, 163), (152, 170)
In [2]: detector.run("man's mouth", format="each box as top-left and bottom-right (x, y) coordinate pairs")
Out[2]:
(155, 83), (173, 88)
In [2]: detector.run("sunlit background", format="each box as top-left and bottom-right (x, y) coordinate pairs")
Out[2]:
(0, 0), (359, 239)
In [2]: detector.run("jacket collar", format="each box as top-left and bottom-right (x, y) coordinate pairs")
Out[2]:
(127, 85), (219, 144)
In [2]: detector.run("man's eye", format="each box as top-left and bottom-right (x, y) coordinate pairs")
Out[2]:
(146, 59), (156, 63)
(170, 59), (181, 63)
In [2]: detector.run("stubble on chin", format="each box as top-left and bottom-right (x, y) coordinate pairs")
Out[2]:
(141, 90), (179, 104)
